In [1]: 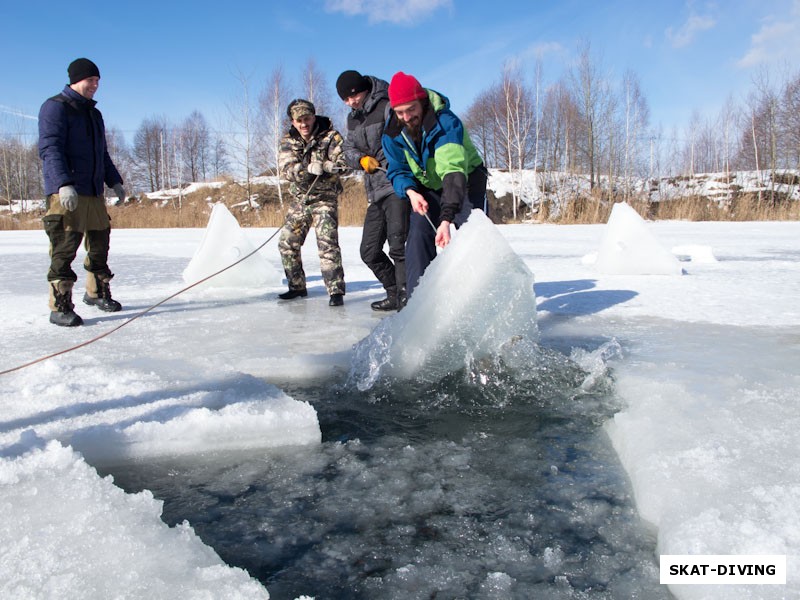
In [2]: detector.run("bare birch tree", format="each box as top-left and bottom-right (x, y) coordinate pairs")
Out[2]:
(620, 70), (649, 200)
(257, 65), (292, 208)
(179, 111), (211, 183)
(226, 68), (257, 207)
(132, 116), (168, 192)
(464, 89), (496, 167)
(780, 73), (800, 170)
(481, 64), (536, 218)
(570, 42), (603, 190)
(301, 58), (334, 120)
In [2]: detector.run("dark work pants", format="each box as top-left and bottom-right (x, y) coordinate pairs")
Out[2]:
(360, 193), (410, 294)
(43, 214), (112, 282)
(468, 165), (489, 216)
(405, 167), (489, 297)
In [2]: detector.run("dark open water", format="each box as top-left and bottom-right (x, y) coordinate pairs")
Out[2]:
(106, 338), (670, 599)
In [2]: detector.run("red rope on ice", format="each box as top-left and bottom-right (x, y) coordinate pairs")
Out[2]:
(0, 227), (282, 376)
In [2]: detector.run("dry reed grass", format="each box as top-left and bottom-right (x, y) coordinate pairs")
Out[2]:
(506, 189), (800, 224)
(2, 176), (797, 231)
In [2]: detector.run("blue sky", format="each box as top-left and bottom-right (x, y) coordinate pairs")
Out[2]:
(2, 0), (800, 145)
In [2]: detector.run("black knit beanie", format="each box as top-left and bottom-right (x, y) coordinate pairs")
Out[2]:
(336, 70), (370, 100)
(68, 58), (100, 84)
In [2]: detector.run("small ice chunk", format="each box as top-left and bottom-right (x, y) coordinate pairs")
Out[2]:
(595, 202), (682, 275)
(183, 203), (281, 289)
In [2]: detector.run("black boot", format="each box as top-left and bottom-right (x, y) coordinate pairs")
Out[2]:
(329, 294), (344, 307)
(370, 295), (398, 311)
(397, 287), (408, 311)
(49, 281), (83, 327)
(278, 288), (308, 300)
(84, 273), (122, 312)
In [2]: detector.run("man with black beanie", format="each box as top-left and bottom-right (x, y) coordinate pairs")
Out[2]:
(336, 69), (410, 311)
(38, 58), (126, 326)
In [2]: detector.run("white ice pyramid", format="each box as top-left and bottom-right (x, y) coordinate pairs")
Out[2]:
(182, 203), (281, 289)
(594, 202), (682, 275)
(351, 209), (538, 387)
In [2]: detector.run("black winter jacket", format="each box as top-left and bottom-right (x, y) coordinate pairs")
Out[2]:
(341, 76), (395, 203)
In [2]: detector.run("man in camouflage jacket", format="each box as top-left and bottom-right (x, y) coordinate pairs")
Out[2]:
(277, 99), (348, 306)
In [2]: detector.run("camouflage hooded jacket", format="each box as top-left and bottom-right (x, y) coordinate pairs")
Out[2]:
(278, 116), (348, 203)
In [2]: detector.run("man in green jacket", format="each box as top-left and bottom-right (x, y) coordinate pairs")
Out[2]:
(381, 71), (487, 297)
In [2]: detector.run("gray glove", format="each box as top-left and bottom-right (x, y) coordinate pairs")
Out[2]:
(58, 185), (78, 211)
(113, 183), (126, 203)
(323, 160), (337, 173)
(307, 161), (324, 176)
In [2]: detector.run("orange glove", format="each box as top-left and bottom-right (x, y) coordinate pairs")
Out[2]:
(359, 156), (380, 174)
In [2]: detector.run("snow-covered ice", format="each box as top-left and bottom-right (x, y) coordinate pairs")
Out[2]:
(1, 204), (798, 599)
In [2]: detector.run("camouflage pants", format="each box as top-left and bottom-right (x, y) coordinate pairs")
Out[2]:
(278, 198), (345, 295)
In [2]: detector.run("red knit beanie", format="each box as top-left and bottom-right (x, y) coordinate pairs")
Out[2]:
(388, 71), (427, 107)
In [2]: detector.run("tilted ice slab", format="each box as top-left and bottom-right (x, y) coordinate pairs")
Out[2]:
(67, 392), (321, 467)
(0, 362), (321, 467)
(350, 210), (538, 388)
(594, 202), (683, 275)
(182, 203), (281, 289)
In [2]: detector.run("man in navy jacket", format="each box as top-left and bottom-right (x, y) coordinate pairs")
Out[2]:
(38, 58), (126, 327)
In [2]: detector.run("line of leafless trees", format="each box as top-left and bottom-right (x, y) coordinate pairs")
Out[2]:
(1, 59), (341, 208)
(463, 43), (800, 216)
(2, 48), (799, 211)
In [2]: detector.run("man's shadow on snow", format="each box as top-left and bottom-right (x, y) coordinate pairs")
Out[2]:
(534, 279), (637, 321)
(76, 278), (386, 325)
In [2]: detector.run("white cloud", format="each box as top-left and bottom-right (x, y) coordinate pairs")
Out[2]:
(324, 0), (453, 25)
(523, 41), (564, 59)
(665, 13), (717, 48)
(509, 41), (565, 71)
(737, 5), (800, 68)
(0, 105), (38, 121)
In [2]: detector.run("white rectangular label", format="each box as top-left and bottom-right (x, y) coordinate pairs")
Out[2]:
(660, 555), (786, 585)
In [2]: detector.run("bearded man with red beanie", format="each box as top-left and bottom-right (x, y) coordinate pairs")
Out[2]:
(381, 71), (488, 298)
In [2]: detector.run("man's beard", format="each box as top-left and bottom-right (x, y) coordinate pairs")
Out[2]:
(405, 117), (422, 142)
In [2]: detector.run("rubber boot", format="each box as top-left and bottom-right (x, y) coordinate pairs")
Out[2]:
(83, 272), (122, 312)
(49, 280), (83, 327)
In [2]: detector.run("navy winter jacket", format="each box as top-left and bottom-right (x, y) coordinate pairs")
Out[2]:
(38, 85), (122, 197)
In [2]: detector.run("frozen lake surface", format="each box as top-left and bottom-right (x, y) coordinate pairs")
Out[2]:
(1, 213), (798, 599)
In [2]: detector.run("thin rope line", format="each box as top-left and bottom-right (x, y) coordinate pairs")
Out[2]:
(1, 174), (324, 376)
(0, 227), (282, 376)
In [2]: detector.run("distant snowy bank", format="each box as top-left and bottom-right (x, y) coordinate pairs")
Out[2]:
(3, 169), (798, 221)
